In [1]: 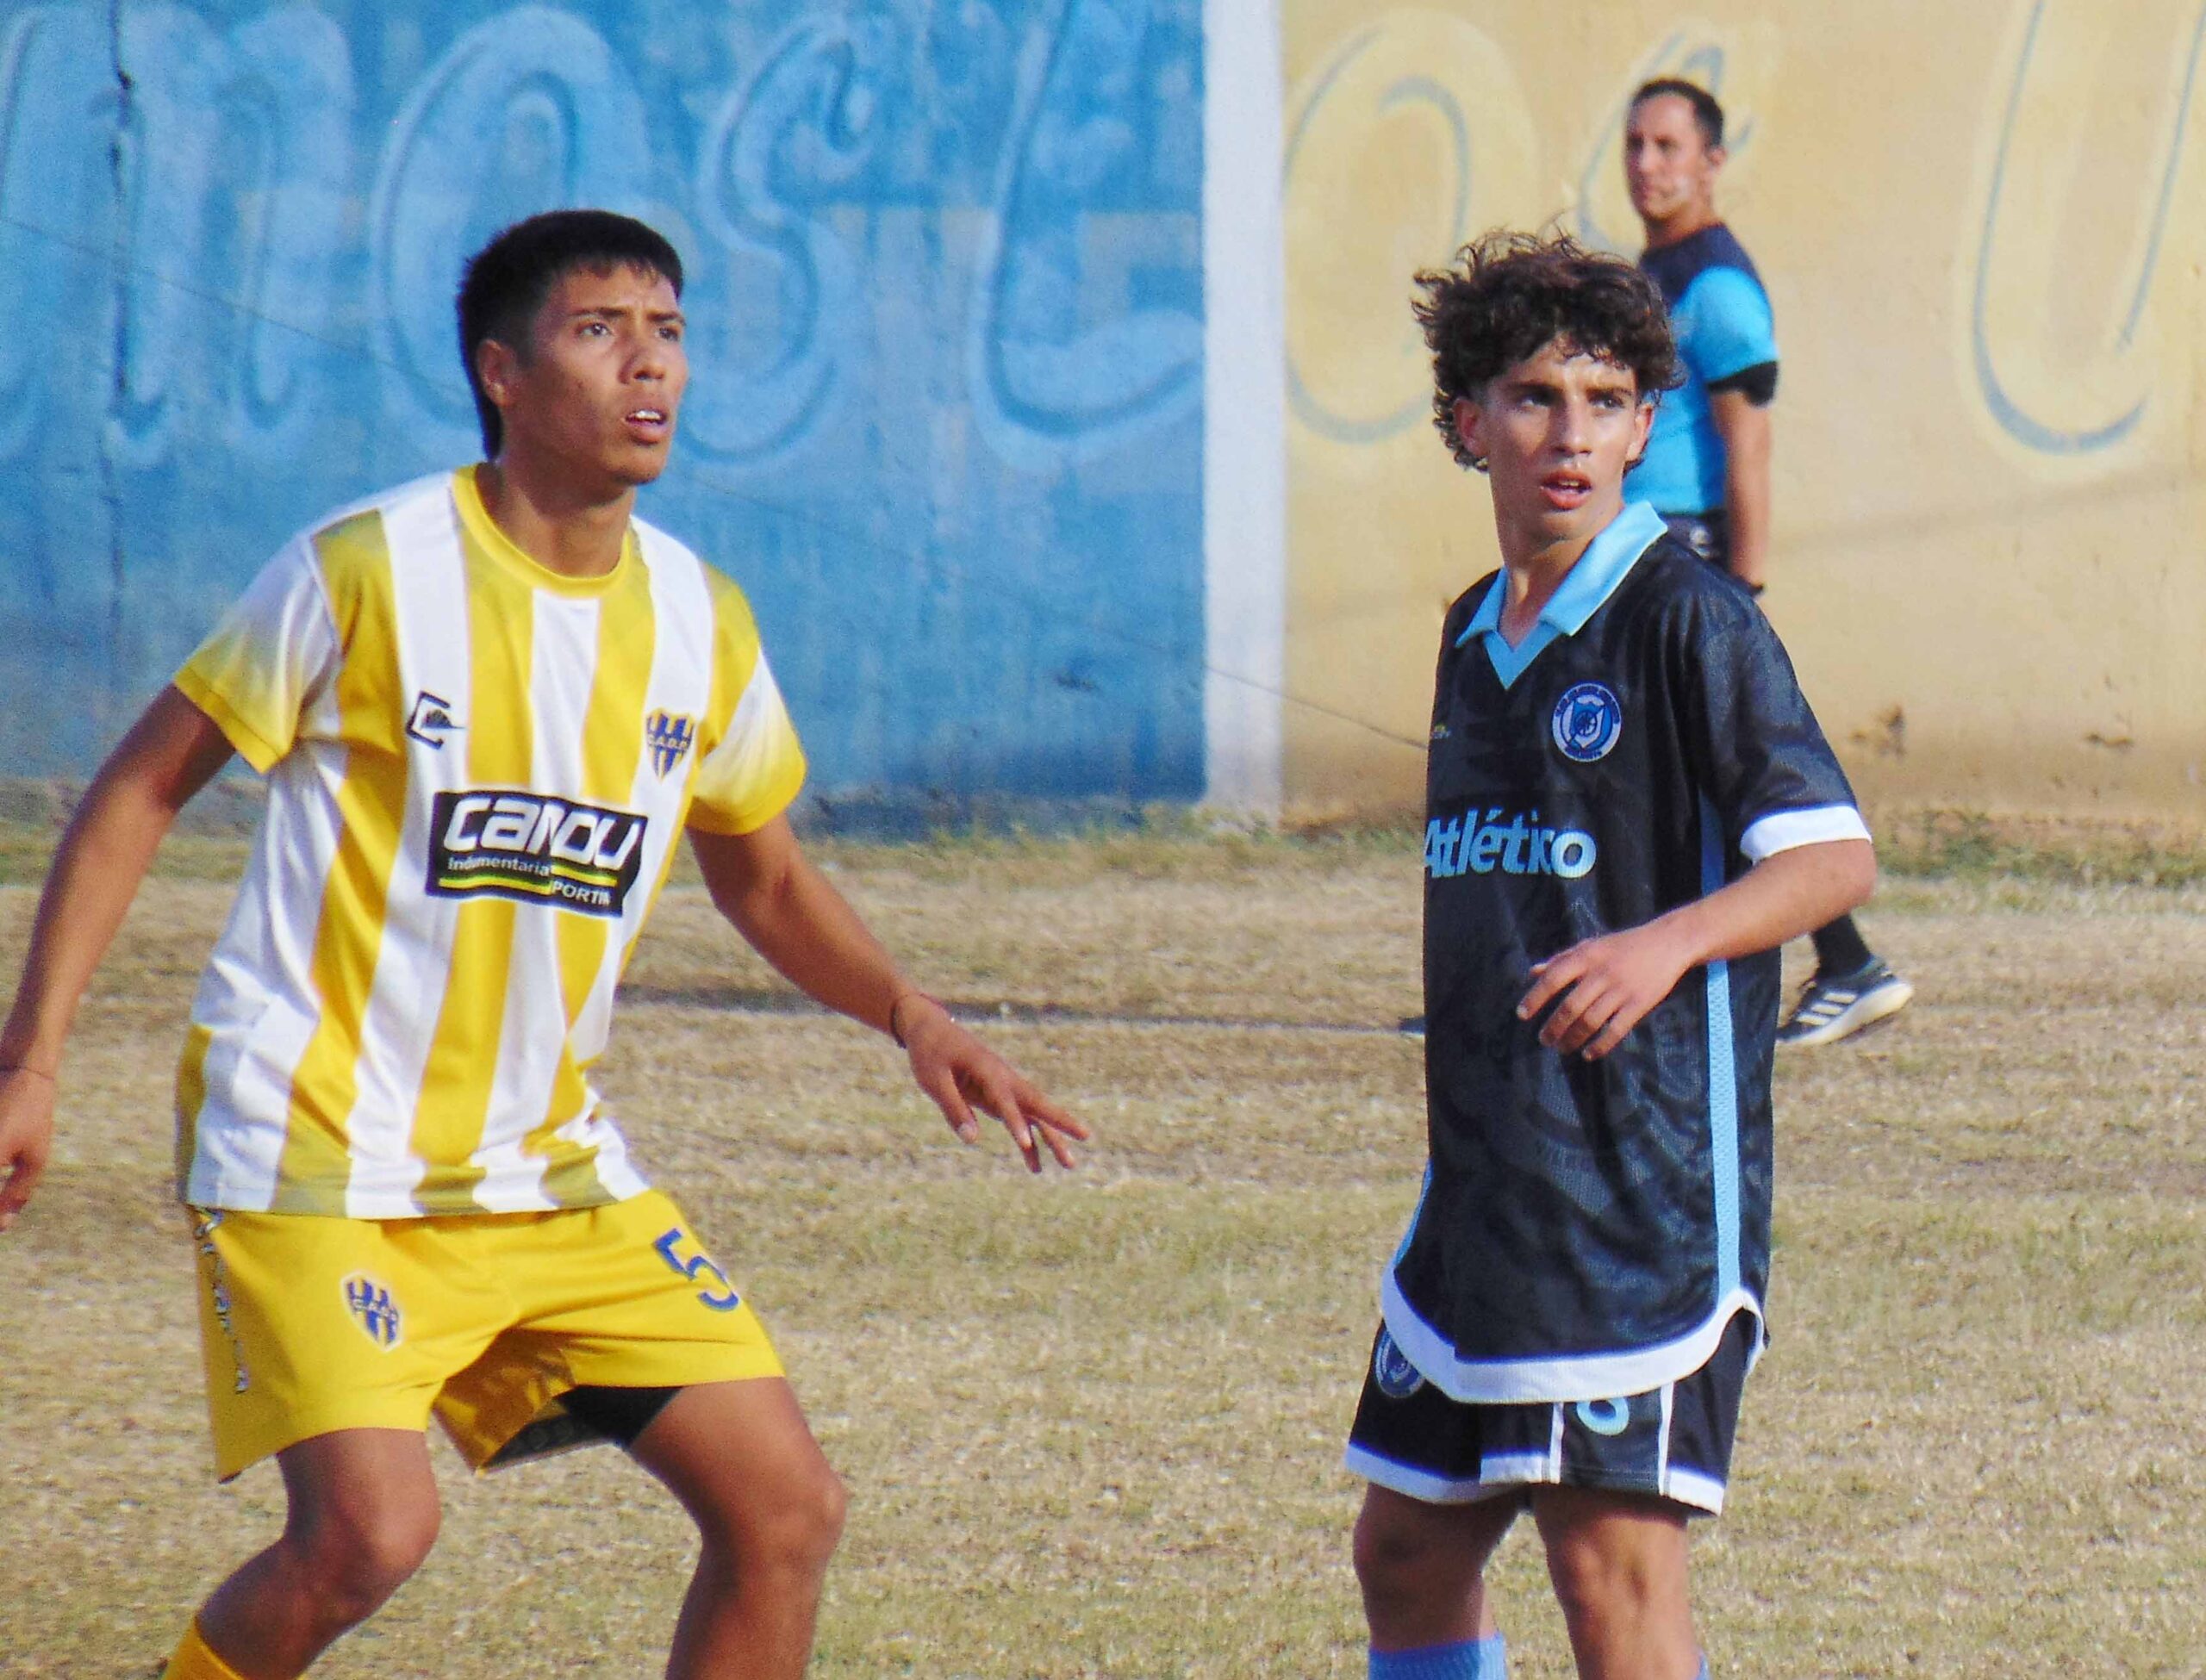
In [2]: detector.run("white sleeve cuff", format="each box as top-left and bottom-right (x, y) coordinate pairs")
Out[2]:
(1740, 803), (1872, 862)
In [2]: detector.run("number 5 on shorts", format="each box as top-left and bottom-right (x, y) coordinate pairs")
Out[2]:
(653, 1226), (742, 1311)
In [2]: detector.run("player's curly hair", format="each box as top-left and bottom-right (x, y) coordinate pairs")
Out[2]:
(1414, 231), (1680, 470)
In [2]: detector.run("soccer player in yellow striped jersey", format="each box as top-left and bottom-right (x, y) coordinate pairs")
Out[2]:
(0, 209), (1087, 1680)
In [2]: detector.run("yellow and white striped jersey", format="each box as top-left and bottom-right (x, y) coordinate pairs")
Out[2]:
(171, 467), (806, 1218)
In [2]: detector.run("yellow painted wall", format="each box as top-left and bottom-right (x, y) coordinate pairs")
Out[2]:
(1281, 1), (2206, 819)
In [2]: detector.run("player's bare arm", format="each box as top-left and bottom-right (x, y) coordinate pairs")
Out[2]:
(0, 688), (233, 1229)
(1519, 836), (1875, 1060)
(689, 818), (1087, 1173)
(1708, 383), (1772, 590)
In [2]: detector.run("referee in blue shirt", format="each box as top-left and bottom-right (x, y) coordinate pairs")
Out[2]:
(1624, 78), (1911, 1047)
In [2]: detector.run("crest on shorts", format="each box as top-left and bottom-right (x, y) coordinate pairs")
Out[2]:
(342, 1272), (403, 1350)
(1373, 1327), (1426, 1399)
(1552, 682), (1623, 762)
(645, 710), (696, 779)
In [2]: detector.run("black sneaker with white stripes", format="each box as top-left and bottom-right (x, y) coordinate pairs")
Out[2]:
(1776, 958), (1913, 1047)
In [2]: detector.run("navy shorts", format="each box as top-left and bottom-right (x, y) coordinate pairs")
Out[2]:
(1343, 1310), (1760, 1515)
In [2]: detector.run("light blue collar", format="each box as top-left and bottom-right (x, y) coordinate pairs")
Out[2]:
(1456, 501), (1667, 688)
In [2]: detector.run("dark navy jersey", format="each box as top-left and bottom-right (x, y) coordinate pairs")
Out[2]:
(1636, 223), (1778, 516)
(1381, 502), (1866, 1404)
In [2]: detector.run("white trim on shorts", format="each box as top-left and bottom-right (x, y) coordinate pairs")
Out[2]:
(1343, 1443), (1523, 1506)
(1661, 1466), (1728, 1514)
(1345, 1397), (1731, 1516)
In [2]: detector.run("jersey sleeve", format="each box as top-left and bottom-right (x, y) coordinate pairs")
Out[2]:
(171, 537), (340, 773)
(1674, 588), (1867, 863)
(686, 572), (807, 836)
(1673, 267), (1779, 389)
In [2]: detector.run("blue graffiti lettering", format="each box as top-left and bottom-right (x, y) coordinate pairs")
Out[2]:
(370, 8), (651, 442)
(970, 0), (1203, 466)
(1968, 0), (2204, 455)
(682, 16), (888, 464)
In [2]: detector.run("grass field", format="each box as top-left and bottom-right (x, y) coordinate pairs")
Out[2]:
(2, 826), (2202, 1677)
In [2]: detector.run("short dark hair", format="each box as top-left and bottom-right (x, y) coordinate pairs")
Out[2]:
(456, 209), (685, 457)
(1414, 231), (1680, 470)
(1630, 78), (1724, 151)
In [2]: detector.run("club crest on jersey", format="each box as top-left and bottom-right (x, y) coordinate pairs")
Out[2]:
(1552, 682), (1623, 762)
(1373, 1328), (1426, 1399)
(342, 1273), (402, 1350)
(405, 690), (462, 750)
(427, 790), (649, 918)
(645, 711), (696, 779)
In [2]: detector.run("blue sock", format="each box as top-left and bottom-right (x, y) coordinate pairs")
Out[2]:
(1368, 1633), (1505, 1680)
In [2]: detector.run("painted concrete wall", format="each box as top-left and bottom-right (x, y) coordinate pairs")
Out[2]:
(1281, 1), (2206, 820)
(0, 0), (1212, 807)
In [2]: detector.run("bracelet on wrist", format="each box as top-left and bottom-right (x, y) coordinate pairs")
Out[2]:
(888, 992), (942, 1049)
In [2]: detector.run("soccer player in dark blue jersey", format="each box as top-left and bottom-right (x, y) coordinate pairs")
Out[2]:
(1624, 78), (1911, 1048)
(1345, 233), (1877, 1680)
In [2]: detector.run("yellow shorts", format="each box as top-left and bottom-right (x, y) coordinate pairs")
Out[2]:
(186, 1189), (782, 1480)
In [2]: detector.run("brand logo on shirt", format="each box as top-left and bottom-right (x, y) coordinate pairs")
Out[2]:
(342, 1272), (403, 1350)
(645, 710), (696, 779)
(1424, 809), (1597, 880)
(427, 790), (648, 918)
(1551, 682), (1623, 762)
(1373, 1328), (1426, 1399)
(405, 690), (462, 750)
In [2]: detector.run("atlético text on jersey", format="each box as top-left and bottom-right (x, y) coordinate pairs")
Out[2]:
(1384, 501), (1866, 1403)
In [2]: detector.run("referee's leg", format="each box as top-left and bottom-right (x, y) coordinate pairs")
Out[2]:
(629, 1377), (847, 1680)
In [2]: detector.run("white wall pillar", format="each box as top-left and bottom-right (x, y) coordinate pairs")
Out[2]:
(1200, 0), (1288, 816)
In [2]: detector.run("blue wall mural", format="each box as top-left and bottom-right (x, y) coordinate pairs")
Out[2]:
(0, 0), (1206, 806)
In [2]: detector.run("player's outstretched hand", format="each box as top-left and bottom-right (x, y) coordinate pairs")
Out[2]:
(1517, 923), (1698, 1061)
(893, 998), (1088, 1173)
(0, 1065), (58, 1231)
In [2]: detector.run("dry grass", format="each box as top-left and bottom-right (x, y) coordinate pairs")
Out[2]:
(2, 833), (2202, 1677)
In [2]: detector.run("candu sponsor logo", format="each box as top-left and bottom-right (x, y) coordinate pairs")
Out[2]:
(1424, 809), (1596, 880)
(427, 790), (648, 918)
